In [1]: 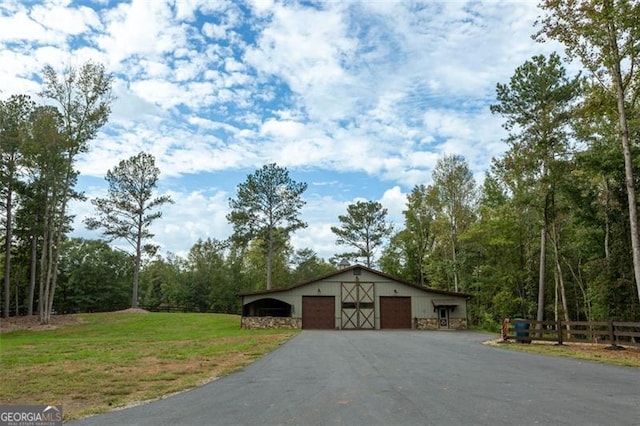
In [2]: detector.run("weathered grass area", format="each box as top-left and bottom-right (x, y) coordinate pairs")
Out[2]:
(489, 339), (640, 368)
(0, 313), (297, 420)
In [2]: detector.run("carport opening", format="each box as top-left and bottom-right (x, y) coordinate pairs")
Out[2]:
(243, 298), (293, 317)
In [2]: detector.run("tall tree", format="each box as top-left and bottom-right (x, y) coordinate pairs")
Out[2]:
(331, 200), (394, 268)
(537, 0), (640, 304)
(227, 163), (307, 290)
(23, 105), (68, 324)
(431, 154), (477, 292)
(491, 53), (581, 326)
(1, 94), (34, 317)
(36, 61), (113, 323)
(380, 185), (437, 285)
(85, 152), (173, 309)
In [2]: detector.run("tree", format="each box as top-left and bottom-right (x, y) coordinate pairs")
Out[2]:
(0, 94), (34, 317)
(491, 53), (581, 326)
(536, 0), (640, 304)
(331, 200), (394, 268)
(290, 248), (336, 283)
(35, 61), (113, 323)
(139, 253), (186, 310)
(227, 163), (307, 290)
(56, 238), (131, 313)
(85, 152), (173, 309)
(379, 185), (437, 286)
(431, 154), (477, 292)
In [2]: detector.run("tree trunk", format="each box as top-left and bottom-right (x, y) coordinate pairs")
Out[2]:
(266, 226), (273, 290)
(452, 225), (459, 292)
(132, 221), (142, 308)
(536, 226), (547, 332)
(3, 185), (12, 318)
(603, 177), (611, 267)
(609, 21), (640, 304)
(551, 224), (570, 327)
(28, 232), (37, 316)
(565, 258), (592, 322)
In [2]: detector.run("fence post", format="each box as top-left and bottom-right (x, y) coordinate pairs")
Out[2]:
(556, 319), (563, 345)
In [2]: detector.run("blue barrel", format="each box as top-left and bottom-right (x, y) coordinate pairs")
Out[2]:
(513, 319), (531, 343)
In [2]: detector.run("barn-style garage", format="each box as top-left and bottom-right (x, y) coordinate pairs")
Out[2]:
(240, 265), (470, 330)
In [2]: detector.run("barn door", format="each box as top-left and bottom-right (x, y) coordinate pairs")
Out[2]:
(341, 278), (374, 329)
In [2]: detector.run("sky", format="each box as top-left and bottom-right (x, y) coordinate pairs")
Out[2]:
(0, 0), (564, 262)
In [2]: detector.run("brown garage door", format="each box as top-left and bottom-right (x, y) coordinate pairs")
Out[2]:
(380, 297), (412, 329)
(302, 296), (335, 329)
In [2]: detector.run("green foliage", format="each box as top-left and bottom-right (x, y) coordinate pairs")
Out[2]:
(85, 152), (172, 248)
(380, 185), (437, 286)
(56, 238), (131, 313)
(227, 163), (307, 290)
(85, 152), (173, 308)
(290, 248), (336, 283)
(331, 200), (393, 268)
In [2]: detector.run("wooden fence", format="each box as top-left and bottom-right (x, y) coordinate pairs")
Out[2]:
(503, 319), (640, 348)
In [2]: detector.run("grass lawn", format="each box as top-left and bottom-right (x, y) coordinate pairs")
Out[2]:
(0, 312), (298, 421)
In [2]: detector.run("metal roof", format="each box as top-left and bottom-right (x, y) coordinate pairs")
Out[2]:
(238, 264), (472, 299)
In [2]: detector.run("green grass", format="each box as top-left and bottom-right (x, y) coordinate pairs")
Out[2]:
(0, 313), (298, 420)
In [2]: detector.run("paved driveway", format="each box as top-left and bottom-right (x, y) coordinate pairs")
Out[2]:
(73, 331), (640, 425)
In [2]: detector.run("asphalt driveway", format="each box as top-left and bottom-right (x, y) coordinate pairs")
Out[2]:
(73, 331), (640, 425)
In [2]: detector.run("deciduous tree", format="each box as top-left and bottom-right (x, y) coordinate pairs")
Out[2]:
(36, 61), (113, 323)
(491, 53), (580, 326)
(537, 0), (640, 304)
(431, 154), (477, 292)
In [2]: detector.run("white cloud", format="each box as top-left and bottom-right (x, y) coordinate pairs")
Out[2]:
(3, 0), (563, 260)
(30, 4), (102, 35)
(0, 11), (58, 42)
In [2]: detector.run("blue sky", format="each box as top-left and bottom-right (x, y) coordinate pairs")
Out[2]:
(1, 0), (563, 261)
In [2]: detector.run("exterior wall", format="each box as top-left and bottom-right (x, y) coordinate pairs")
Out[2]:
(414, 317), (468, 330)
(449, 318), (467, 330)
(241, 316), (302, 329)
(242, 267), (468, 330)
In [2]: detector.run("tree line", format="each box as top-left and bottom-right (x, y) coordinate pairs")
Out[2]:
(2, 0), (639, 326)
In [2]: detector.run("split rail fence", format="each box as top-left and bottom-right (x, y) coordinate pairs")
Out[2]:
(504, 319), (640, 348)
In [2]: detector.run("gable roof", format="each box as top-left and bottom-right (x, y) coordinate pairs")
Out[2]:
(238, 264), (472, 299)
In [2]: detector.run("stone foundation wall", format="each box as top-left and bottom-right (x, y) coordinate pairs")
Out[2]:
(449, 318), (467, 330)
(241, 316), (302, 329)
(414, 317), (467, 330)
(415, 318), (439, 330)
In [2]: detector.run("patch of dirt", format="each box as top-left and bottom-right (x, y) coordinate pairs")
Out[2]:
(0, 315), (83, 333)
(113, 308), (150, 314)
